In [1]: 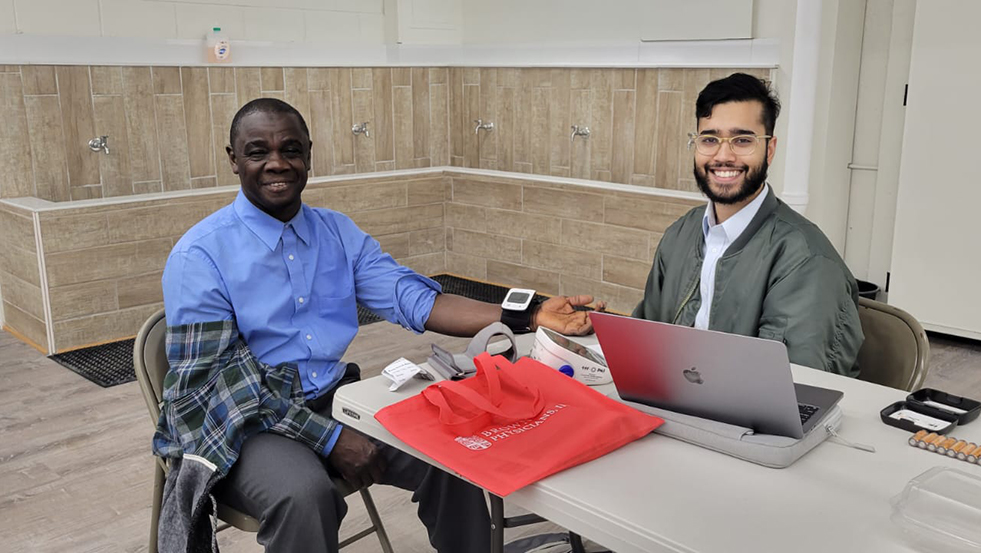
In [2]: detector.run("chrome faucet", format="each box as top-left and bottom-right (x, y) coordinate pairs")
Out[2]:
(352, 121), (370, 138)
(474, 119), (494, 135)
(570, 125), (590, 141)
(88, 135), (110, 155)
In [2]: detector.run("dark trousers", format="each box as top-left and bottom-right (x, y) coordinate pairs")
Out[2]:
(215, 364), (491, 552)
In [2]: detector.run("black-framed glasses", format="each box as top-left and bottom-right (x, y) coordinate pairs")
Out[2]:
(688, 133), (771, 156)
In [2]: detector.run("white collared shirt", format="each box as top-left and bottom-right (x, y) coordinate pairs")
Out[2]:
(694, 184), (770, 330)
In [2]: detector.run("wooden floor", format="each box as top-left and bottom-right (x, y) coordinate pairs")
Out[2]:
(1, 323), (978, 553)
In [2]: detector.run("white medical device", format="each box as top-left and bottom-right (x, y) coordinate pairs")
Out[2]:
(501, 288), (536, 311)
(529, 327), (612, 386)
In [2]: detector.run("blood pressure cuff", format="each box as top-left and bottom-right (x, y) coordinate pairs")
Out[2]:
(428, 322), (517, 380)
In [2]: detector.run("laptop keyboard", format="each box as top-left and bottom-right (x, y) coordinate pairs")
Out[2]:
(799, 403), (820, 425)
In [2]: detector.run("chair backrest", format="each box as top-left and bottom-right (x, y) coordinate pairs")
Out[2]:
(134, 308), (169, 423)
(856, 298), (930, 391)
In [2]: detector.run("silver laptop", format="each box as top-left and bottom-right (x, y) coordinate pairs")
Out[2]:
(588, 312), (843, 439)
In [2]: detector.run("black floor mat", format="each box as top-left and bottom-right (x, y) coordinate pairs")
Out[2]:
(49, 274), (540, 388)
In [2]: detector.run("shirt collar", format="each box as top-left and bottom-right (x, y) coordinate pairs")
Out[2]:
(702, 183), (770, 241)
(233, 190), (311, 250)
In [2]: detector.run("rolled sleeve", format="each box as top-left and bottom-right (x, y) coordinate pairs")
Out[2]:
(322, 424), (344, 456)
(393, 273), (442, 333)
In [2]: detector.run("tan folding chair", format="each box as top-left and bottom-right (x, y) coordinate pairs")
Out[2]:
(855, 298), (931, 391)
(134, 308), (394, 553)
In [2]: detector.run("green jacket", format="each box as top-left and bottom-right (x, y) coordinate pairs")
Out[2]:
(632, 188), (864, 377)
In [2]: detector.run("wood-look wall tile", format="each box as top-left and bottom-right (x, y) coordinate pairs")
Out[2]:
(400, 252), (444, 276)
(393, 68), (411, 87)
(181, 67), (214, 179)
(451, 178), (521, 210)
(0, 243), (40, 286)
(53, 303), (161, 352)
(486, 261), (559, 295)
(284, 68), (310, 123)
(44, 238), (173, 287)
(151, 67), (181, 95)
(393, 86), (414, 170)
(375, 160), (395, 172)
(351, 68), (372, 89)
(610, 90), (635, 184)
(560, 219), (649, 260)
(588, 70), (613, 174)
(117, 271), (164, 309)
(478, 68), (498, 161)
(570, 89), (590, 180)
(655, 91), (683, 189)
(445, 202), (487, 232)
(260, 67), (284, 92)
(317, 182), (406, 213)
(375, 232), (410, 259)
(210, 93), (238, 186)
(372, 68), (394, 162)
(1, 271), (45, 321)
(429, 67), (447, 85)
(348, 203), (442, 236)
(308, 68), (330, 91)
(549, 69), (571, 170)
(70, 184), (103, 200)
(445, 251), (486, 280)
(24, 96), (69, 201)
(530, 87), (549, 174)
(90, 66), (122, 95)
(308, 89), (333, 177)
(209, 67), (235, 94)
(48, 280), (117, 321)
(329, 68), (354, 169)
(407, 177), (447, 205)
(498, 68), (519, 88)
(3, 302), (47, 351)
(106, 203), (215, 243)
(20, 65), (58, 95)
(133, 180), (162, 195)
(351, 88), (375, 172)
(615, 69), (636, 90)
(603, 254), (651, 289)
(121, 67), (161, 182)
(522, 186), (603, 222)
(448, 68), (463, 159)
(483, 207), (561, 244)
(235, 67), (262, 104)
(154, 95), (191, 191)
(0, 207), (36, 253)
(190, 176), (216, 189)
(522, 68), (552, 88)
(411, 68), (430, 160)
(447, 228), (520, 263)
(512, 86), (531, 165)
(498, 87), (515, 172)
(632, 69), (658, 177)
(409, 227), (444, 256)
(658, 68), (684, 92)
(463, 84), (479, 168)
(677, 178), (698, 193)
(56, 66), (100, 188)
(523, 239), (602, 280)
(462, 68), (480, 86)
(429, 83), (449, 166)
(0, 73), (35, 198)
(571, 68), (591, 89)
(560, 274), (641, 315)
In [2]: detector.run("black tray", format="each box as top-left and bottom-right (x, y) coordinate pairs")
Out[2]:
(880, 400), (958, 435)
(907, 388), (981, 425)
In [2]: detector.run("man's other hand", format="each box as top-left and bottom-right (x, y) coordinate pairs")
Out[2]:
(327, 427), (387, 489)
(533, 295), (606, 336)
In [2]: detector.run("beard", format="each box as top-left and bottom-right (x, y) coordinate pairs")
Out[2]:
(693, 157), (768, 205)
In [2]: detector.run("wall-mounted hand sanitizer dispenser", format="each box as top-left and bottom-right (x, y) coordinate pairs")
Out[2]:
(529, 327), (611, 386)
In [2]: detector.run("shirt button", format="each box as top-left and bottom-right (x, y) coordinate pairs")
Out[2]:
(712, 248), (719, 253)
(288, 254), (294, 261)
(306, 334), (312, 340)
(312, 372), (318, 378)
(298, 297), (304, 304)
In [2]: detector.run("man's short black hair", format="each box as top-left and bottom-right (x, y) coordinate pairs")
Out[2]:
(695, 73), (781, 135)
(229, 98), (310, 147)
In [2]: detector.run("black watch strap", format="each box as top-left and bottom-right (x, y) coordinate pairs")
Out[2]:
(500, 298), (541, 333)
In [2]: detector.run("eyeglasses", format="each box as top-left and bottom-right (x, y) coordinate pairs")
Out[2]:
(687, 133), (771, 156)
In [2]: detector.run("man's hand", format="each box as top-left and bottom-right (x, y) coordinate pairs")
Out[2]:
(532, 295), (606, 336)
(327, 427), (387, 489)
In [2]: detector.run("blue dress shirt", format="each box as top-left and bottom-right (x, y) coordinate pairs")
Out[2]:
(162, 191), (441, 454)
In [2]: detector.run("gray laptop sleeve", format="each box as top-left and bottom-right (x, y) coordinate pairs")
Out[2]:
(612, 393), (843, 468)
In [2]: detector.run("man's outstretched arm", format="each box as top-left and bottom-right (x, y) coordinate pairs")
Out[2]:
(423, 293), (603, 337)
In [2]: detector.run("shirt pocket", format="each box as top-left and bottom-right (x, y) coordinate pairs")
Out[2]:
(316, 286), (358, 324)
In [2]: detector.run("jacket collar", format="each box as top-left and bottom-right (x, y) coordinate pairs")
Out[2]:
(723, 185), (779, 256)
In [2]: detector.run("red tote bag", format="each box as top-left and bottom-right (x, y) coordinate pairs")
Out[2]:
(375, 352), (663, 496)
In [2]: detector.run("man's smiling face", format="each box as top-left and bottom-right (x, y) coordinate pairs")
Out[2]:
(227, 110), (312, 222)
(693, 100), (776, 206)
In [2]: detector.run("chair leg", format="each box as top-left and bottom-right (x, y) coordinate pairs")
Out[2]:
(358, 487), (394, 553)
(149, 461), (166, 553)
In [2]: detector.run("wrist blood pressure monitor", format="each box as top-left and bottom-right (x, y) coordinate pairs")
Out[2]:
(530, 326), (611, 385)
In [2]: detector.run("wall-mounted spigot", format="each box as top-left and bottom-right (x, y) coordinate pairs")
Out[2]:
(352, 121), (370, 138)
(474, 119), (495, 135)
(88, 135), (110, 155)
(570, 125), (590, 142)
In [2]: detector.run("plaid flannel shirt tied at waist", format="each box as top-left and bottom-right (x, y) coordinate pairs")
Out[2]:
(152, 319), (338, 476)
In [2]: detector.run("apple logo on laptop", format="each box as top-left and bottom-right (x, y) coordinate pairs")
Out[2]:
(683, 367), (704, 385)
